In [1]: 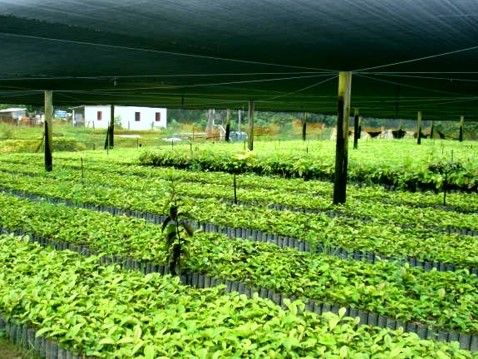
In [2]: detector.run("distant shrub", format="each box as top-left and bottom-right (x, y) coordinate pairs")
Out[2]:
(0, 137), (86, 153)
(53, 137), (87, 151)
(0, 125), (13, 140)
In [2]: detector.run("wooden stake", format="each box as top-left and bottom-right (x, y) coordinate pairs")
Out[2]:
(459, 115), (464, 142)
(247, 100), (254, 151)
(44, 90), (53, 172)
(417, 111), (422, 145)
(353, 108), (359, 150)
(333, 71), (352, 205)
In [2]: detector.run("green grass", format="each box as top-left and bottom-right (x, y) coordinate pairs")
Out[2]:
(0, 121), (176, 153)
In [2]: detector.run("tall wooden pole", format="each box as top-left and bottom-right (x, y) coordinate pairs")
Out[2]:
(302, 111), (307, 141)
(105, 105), (115, 150)
(44, 90), (53, 172)
(358, 116), (362, 139)
(353, 107), (359, 149)
(247, 100), (254, 151)
(225, 109), (231, 142)
(417, 111), (422, 145)
(110, 104), (115, 148)
(333, 71), (352, 205)
(238, 109), (242, 134)
(459, 115), (464, 142)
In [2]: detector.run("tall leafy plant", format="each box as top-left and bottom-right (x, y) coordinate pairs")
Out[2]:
(161, 175), (195, 276)
(429, 160), (463, 206)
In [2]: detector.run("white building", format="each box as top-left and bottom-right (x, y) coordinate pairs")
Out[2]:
(73, 105), (167, 130)
(0, 107), (27, 123)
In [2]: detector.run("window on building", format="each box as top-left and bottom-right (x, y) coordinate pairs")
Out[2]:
(97, 111), (102, 121)
(135, 112), (141, 122)
(155, 112), (161, 122)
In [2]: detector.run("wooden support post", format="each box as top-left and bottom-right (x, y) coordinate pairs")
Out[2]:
(238, 109), (242, 134)
(44, 90), (53, 172)
(225, 109), (231, 142)
(104, 129), (109, 151)
(358, 116), (362, 139)
(459, 115), (464, 142)
(353, 108), (359, 150)
(104, 105), (115, 150)
(247, 100), (254, 151)
(417, 111), (422, 145)
(109, 104), (115, 148)
(333, 71), (352, 205)
(302, 111), (307, 141)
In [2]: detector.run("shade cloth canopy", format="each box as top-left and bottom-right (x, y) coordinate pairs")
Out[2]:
(1, 0), (478, 120)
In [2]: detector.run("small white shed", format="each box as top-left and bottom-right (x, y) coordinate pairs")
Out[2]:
(79, 105), (167, 130)
(0, 107), (27, 122)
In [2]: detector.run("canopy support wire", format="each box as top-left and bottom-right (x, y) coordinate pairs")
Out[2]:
(355, 44), (478, 72)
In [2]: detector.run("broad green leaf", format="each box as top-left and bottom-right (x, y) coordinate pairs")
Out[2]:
(144, 345), (155, 359)
(99, 338), (116, 345)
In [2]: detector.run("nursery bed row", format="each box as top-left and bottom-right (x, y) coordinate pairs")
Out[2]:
(3, 165), (477, 243)
(2, 154), (478, 217)
(2, 229), (478, 354)
(137, 144), (478, 192)
(4, 138), (478, 196)
(2, 234), (475, 358)
(61, 153), (478, 212)
(1, 157), (477, 235)
(1, 170), (477, 269)
(0, 193), (477, 337)
(4, 187), (478, 275)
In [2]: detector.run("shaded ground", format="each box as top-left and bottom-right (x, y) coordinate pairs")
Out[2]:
(0, 336), (33, 359)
